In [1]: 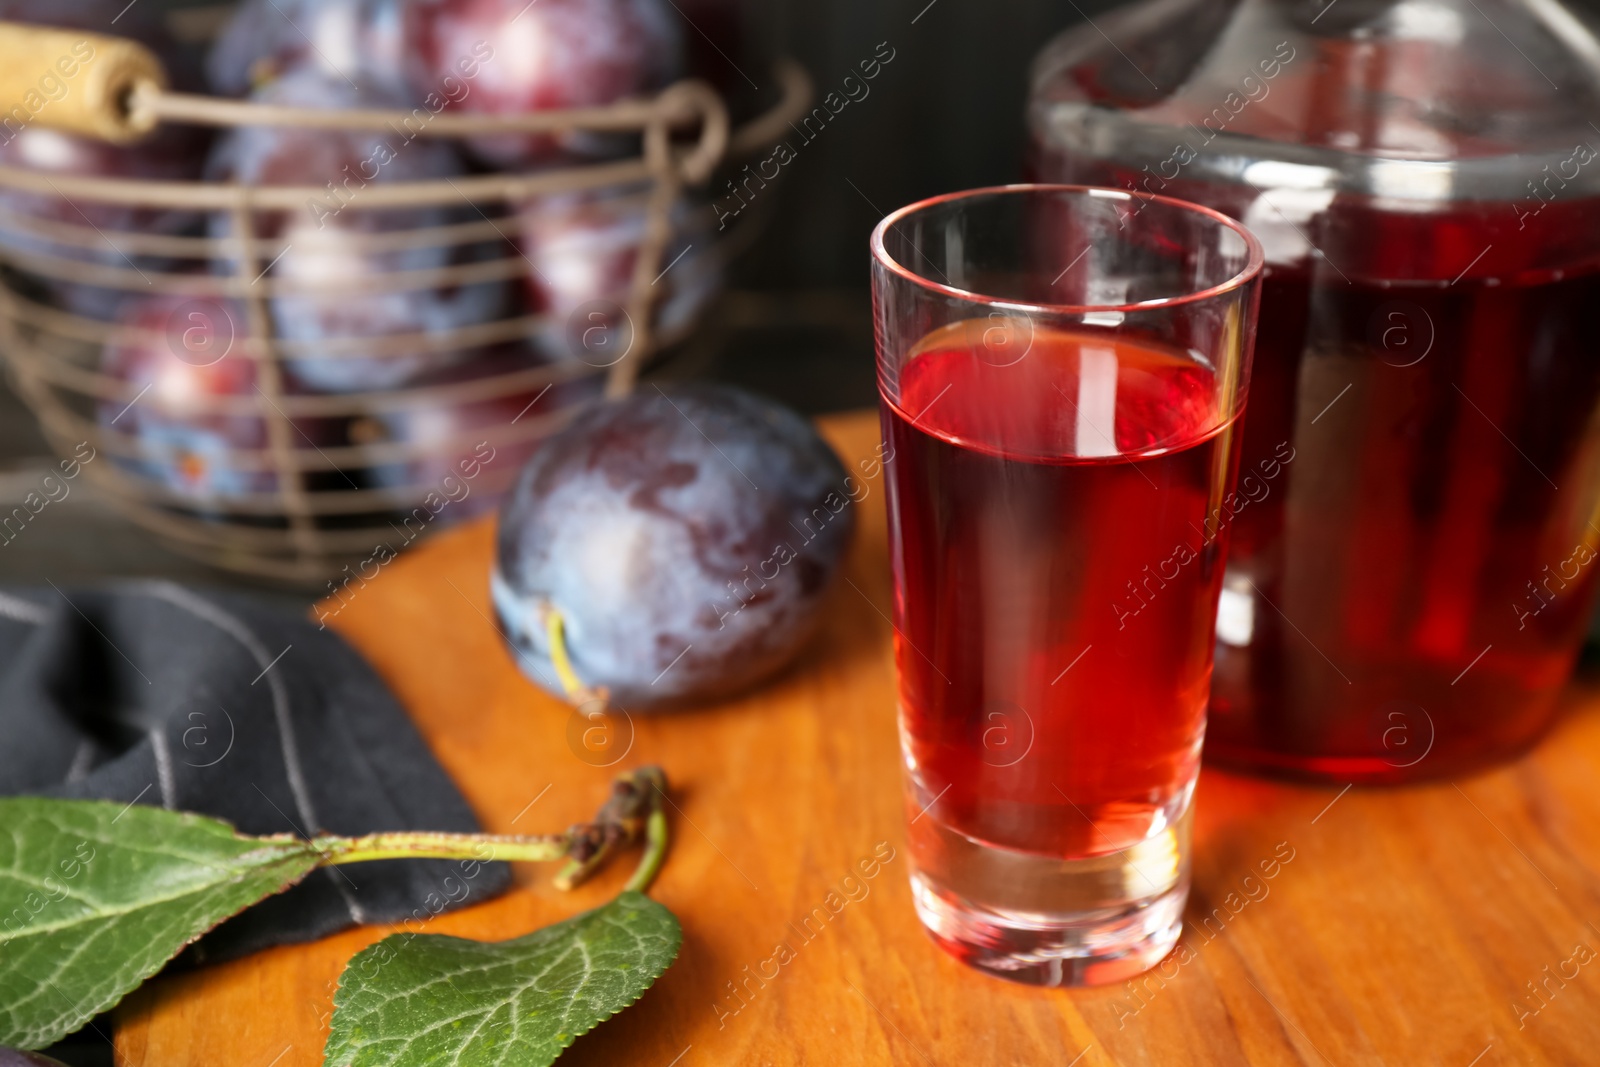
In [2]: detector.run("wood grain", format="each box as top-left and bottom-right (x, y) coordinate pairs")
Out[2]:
(116, 411), (1600, 1066)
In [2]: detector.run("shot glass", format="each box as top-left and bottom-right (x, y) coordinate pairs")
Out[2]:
(871, 184), (1263, 985)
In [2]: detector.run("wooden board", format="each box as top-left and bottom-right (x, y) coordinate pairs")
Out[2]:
(116, 411), (1600, 1066)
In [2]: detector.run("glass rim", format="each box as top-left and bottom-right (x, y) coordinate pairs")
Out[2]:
(869, 183), (1267, 316)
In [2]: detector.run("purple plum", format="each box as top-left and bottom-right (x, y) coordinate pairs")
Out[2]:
(516, 186), (721, 361)
(402, 0), (683, 168)
(96, 293), (341, 506)
(348, 343), (602, 519)
(204, 68), (508, 394)
(0, 124), (208, 321)
(492, 383), (854, 708)
(206, 0), (410, 98)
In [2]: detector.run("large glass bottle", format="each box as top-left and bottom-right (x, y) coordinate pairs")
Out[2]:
(1029, 0), (1600, 780)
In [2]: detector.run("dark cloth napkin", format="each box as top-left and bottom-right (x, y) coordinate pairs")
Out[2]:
(0, 581), (508, 963)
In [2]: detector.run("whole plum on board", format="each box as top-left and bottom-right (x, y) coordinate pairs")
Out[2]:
(206, 0), (410, 97)
(402, 0), (683, 168)
(204, 69), (508, 394)
(492, 383), (855, 709)
(348, 344), (602, 520)
(517, 187), (721, 360)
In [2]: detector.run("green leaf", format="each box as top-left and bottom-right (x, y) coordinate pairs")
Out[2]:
(0, 799), (321, 1049)
(325, 890), (682, 1067)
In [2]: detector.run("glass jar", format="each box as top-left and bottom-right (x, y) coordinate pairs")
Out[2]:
(1029, 0), (1600, 780)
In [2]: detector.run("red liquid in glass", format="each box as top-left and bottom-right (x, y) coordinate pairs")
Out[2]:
(883, 323), (1242, 860)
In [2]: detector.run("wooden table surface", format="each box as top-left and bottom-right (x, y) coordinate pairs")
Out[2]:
(116, 412), (1600, 1067)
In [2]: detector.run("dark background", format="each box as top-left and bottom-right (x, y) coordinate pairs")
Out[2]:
(698, 0), (1126, 412)
(736, 0), (1116, 290)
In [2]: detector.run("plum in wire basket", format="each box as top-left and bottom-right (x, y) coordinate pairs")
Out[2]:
(97, 293), (340, 507)
(203, 68), (508, 394)
(347, 343), (602, 520)
(402, 0), (684, 168)
(0, 125), (208, 321)
(206, 0), (411, 98)
(517, 187), (721, 363)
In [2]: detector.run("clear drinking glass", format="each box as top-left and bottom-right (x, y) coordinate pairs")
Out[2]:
(871, 185), (1263, 985)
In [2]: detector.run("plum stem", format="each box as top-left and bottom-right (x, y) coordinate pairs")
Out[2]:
(624, 798), (670, 895)
(554, 766), (669, 891)
(544, 606), (612, 708)
(313, 767), (669, 894)
(544, 605), (598, 703)
(314, 831), (569, 866)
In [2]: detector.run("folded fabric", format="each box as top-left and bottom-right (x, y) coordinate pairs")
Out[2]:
(0, 581), (508, 963)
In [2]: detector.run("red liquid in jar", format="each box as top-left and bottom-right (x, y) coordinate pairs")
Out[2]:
(1200, 197), (1600, 779)
(882, 323), (1243, 859)
(1032, 114), (1600, 777)
(1024, 0), (1600, 780)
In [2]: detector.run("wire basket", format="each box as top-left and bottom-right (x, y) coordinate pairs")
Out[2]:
(0, 19), (810, 583)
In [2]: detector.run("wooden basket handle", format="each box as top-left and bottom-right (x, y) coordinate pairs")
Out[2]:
(0, 21), (166, 144)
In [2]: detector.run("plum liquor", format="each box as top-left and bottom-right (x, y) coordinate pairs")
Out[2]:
(1026, 0), (1600, 779)
(872, 184), (1260, 986)
(883, 323), (1243, 982)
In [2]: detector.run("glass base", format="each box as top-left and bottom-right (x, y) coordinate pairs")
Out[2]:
(908, 800), (1191, 987)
